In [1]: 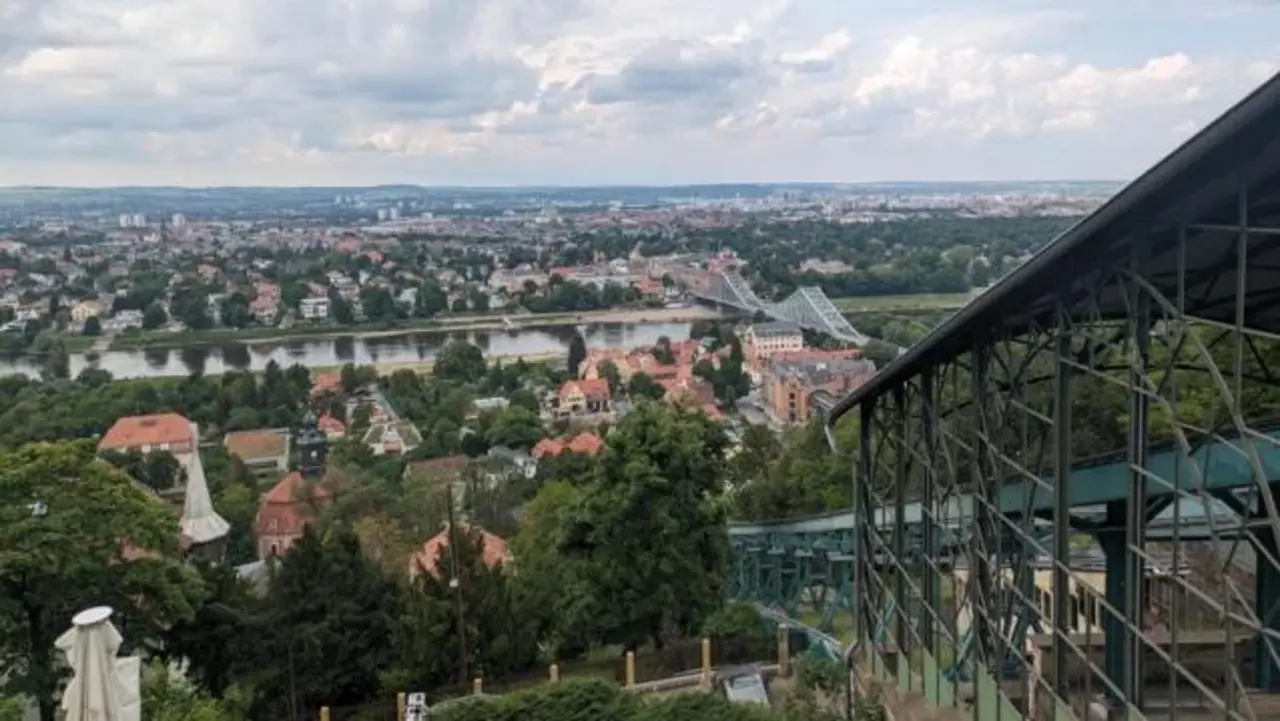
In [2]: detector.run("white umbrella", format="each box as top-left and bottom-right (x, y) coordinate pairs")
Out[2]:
(55, 606), (126, 721)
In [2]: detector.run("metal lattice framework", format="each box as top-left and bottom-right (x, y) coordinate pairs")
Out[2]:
(693, 270), (870, 343)
(731, 73), (1280, 721)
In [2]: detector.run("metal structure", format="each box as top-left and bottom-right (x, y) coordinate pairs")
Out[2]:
(691, 269), (870, 344)
(730, 73), (1280, 721)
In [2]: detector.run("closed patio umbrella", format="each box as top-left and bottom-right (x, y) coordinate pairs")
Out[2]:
(55, 606), (126, 721)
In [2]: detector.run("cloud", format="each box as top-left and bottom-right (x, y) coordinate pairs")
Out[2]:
(0, 0), (1275, 185)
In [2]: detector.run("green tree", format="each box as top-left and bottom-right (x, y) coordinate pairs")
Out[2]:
(627, 372), (666, 402)
(509, 481), (591, 656)
(141, 661), (249, 721)
(32, 336), (69, 382)
(434, 341), (486, 383)
(392, 525), (535, 691)
(253, 527), (402, 719)
(567, 332), (587, 376)
(560, 403), (729, 648)
(0, 441), (204, 721)
(82, 315), (101, 336)
(142, 301), (168, 330)
(484, 407), (545, 450)
(599, 361), (622, 396)
(219, 293), (252, 329)
(415, 279), (448, 318)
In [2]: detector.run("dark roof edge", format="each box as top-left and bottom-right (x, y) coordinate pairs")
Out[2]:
(826, 72), (1280, 434)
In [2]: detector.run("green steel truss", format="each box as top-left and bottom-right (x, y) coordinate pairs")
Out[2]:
(730, 77), (1280, 721)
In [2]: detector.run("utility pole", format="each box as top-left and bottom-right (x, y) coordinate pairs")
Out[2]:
(445, 484), (470, 688)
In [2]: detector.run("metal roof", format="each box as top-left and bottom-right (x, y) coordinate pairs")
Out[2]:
(828, 71), (1280, 426)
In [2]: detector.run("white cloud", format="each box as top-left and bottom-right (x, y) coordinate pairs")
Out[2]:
(0, 0), (1275, 185)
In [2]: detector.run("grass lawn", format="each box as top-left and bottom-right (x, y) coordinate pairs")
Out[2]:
(832, 293), (974, 311)
(798, 610), (858, 644)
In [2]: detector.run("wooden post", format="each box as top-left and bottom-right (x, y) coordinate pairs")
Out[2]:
(319, 707), (330, 721)
(472, 677), (483, 695)
(778, 624), (791, 678)
(624, 651), (636, 688)
(396, 692), (406, 719)
(700, 637), (713, 690)
(550, 663), (561, 683)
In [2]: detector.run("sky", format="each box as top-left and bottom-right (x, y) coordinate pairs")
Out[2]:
(0, 0), (1277, 187)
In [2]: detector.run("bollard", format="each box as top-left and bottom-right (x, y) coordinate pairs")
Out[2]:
(777, 624), (791, 678)
(700, 637), (713, 690)
(624, 651), (636, 688)
(550, 663), (561, 683)
(319, 707), (330, 721)
(473, 677), (483, 695)
(397, 692), (406, 719)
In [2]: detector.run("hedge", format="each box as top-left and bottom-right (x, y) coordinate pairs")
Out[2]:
(431, 677), (787, 721)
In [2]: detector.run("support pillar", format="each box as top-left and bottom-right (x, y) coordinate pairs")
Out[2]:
(550, 663), (561, 683)
(701, 637), (713, 690)
(396, 692), (406, 719)
(1254, 487), (1280, 691)
(1098, 503), (1135, 706)
(778, 624), (792, 678)
(920, 367), (939, 658)
(472, 677), (483, 695)
(625, 651), (636, 688)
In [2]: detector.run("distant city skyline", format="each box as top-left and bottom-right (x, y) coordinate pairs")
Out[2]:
(1, 0), (1275, 186)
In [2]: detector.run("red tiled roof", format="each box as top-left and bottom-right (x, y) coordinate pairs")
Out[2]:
(531, 437), (563, 459)
(532, 431), (604, 459)
(560, 378), (611, 401)
(409, 524), (511, 578)
(312, 372), (342, 396)
(318, 414), (346, 435)
(566, 432), (604, 455)
(255, 470), (342, 538)
(98, 413), (192, 452)
(224, 429), (288, 461)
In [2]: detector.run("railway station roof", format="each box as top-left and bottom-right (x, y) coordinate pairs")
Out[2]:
(829, 71), (1280, 424)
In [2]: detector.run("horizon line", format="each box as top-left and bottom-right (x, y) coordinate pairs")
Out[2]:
(0, 179), (1126, 192)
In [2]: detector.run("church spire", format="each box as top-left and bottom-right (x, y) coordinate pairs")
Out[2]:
(180, 422), (230, 559)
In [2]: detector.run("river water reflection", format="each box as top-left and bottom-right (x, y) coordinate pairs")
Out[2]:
(0, 322), (692, 379)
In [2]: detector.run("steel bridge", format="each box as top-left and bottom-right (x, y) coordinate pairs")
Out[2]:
(688, 269), (870, 344)
(727, 72), (1280, 721)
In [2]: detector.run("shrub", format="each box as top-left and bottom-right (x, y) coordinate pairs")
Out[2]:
(702, 602), (774, 664)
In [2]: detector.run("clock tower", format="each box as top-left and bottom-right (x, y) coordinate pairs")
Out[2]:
(297, 411), (329, 478)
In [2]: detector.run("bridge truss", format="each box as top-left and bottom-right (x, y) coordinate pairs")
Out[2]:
(730, 74), (1280, 721)
(693, 270), (870, 344)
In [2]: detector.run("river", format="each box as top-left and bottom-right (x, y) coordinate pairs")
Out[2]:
(0, 321), (693, 379)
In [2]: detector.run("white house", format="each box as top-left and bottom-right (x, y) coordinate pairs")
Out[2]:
(300, 296), (330, 321)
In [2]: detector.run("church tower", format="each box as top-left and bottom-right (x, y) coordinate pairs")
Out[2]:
(297, 411), (329, 478)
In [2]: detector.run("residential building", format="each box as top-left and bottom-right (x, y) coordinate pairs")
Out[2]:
(299, 296), (330, 320)
(70, 299), (103, 323)
(98, 413), (197, 462)
(532, 432), (605, 459)
(555, 378), (612, 418)
(223, 429), (291, 475)
(254, 415), (342, 559)
(486, 446), (537, 479)
(408, 523), (511, 579)
(743, 321), (804, 381)
(761, 350), (877, 425)
(362, 419), (423, 456)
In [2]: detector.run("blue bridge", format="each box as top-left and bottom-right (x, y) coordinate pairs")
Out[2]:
(727, 71), (1280, 721)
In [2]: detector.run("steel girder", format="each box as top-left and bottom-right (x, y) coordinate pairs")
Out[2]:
(693, 270), (871, 343)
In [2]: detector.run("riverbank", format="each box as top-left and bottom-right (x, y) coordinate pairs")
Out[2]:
(108, 306), (726, 351)
(141, 350), (569, 379)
